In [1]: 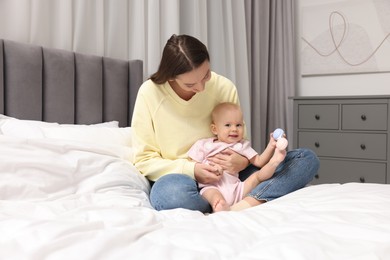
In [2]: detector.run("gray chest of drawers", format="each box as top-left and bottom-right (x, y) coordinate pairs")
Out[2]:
(291, 96), (390, 184)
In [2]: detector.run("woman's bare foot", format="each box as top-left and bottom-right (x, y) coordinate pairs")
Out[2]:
(213, 198), (230, 212)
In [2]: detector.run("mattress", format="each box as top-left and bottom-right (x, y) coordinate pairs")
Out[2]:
(1, 116), (389, 260)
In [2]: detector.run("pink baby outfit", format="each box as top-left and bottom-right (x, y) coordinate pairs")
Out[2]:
(188, 137), (258, 205)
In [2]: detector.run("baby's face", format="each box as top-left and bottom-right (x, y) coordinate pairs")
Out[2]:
(212, 109), (244, 143)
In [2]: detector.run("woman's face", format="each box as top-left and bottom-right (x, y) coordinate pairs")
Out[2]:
(171, 61), (211, 100)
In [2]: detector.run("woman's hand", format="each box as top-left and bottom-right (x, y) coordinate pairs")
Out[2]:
(194, 163), (222, 184)
(207, 149), (249, 173)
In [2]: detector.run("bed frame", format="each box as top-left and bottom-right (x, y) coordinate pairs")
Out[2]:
(0, 39), (143, 127)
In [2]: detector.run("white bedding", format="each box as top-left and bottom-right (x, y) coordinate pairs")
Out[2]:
(1, 135), (390, 260)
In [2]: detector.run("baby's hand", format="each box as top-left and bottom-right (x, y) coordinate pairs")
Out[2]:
(208, 162), (223, 176)
(272, 128), (288, 150)
(215, 164), (223, 176)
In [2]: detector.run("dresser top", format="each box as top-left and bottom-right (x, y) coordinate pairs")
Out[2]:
(289, 95), (390, 100)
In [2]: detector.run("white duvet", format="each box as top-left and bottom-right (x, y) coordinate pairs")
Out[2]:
(1, 135), (390, 260)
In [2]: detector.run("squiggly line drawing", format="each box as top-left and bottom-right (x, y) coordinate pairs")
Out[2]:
(301, 11), (390, 67)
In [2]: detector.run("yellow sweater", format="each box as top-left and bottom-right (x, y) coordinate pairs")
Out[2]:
(131, 72), (241, 181)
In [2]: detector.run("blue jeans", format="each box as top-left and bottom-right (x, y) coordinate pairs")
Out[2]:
(149, 148), (320, 213)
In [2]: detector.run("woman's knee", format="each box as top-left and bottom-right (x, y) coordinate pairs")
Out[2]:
(149, 174), (207, 211)
(292, 148), (320, 180)
(151, 174), (195, 194)
(301, 148), (320, 172)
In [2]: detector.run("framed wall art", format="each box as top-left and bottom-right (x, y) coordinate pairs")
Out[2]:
(300, 0), (390, 76)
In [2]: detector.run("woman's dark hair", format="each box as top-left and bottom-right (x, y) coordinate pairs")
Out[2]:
(150, 34), (210, 84)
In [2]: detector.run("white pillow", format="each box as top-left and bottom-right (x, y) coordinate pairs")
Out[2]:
(0, 115), (133, 161)
(41, 126), (133, 147)
(89, 121), (119, 128)
(0, 114), (59, 129)
(0, 114), (119, 138)
(1, 119), (46, 138)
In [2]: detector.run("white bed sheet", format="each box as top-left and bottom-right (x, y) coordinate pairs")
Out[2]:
(0, 135), (389, 260)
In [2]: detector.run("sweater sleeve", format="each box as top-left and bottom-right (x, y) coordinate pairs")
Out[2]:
(131, 85), (196, 182)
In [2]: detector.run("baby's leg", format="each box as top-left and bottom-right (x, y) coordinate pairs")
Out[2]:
(242, 148), (287, 196)
(231, 149), (287, 211)
(230, 197), (251, 211)
(202, 188), (230, 212)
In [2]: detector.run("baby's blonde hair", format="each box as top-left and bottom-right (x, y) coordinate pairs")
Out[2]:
(211, 102), (242, 123)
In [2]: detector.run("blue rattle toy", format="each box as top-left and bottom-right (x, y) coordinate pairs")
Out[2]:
(272, 128), (288, 150)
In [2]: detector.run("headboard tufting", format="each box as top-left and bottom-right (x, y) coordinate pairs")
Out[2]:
(0, 39), (143, 127)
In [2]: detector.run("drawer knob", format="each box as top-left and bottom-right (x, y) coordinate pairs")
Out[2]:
(315, 114), (320, 120)
(360, 144), (366, 150)
(315, 142), (320, 148)
(360, 177), (365, 183)
(361, 114), (367, 121)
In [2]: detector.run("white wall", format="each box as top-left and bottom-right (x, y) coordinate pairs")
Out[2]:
(297, 0), (390, 97)
(298, 73), (390, 96)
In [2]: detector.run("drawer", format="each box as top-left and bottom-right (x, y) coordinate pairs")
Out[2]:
(311, 159), (386, 184)
(298, 104), (339, 129)
(342, 104), (388, 130)
(298, 132), (387, 160)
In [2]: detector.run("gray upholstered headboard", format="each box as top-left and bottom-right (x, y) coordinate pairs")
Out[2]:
(0, 39), (143, 127)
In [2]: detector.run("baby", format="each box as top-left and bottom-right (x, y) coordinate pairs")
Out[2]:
(188, 102), (287, 212)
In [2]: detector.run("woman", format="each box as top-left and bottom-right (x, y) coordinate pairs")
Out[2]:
(131, 34), (319, 213)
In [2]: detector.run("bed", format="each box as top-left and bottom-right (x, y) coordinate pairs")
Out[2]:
(1, 39), (390, 260)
